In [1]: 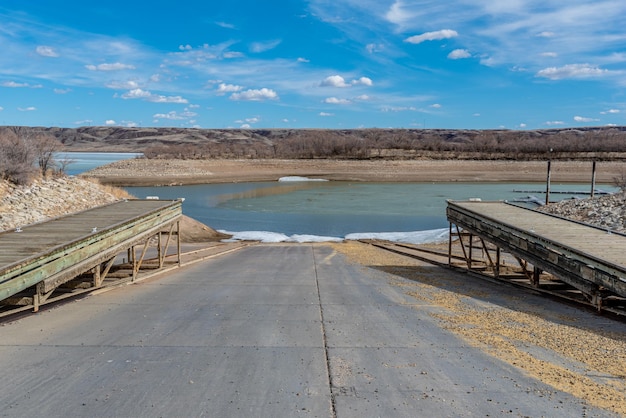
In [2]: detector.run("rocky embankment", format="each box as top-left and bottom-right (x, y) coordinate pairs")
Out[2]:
(0, 177), (125, 232)
(537, 191), (626, 233)
(0, 177), (229, 241)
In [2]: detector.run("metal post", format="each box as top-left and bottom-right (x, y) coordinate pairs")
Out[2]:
(545, 160), (551, 205)
(591, 161), (597, 198)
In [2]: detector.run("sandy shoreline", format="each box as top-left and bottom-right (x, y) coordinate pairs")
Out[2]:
(84, 158), (625, 186)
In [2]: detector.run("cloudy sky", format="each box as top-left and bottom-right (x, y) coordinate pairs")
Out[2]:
(1, 0), (625, 129)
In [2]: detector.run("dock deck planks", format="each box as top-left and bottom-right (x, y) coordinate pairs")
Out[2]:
(0, 200), (178, 269)
(447, 201), (626, 301)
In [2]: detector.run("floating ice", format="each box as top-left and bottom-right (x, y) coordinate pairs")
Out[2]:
(220, 228), (449, 244)
(278, 176), (329, 182)
(345, 228), (449, 244)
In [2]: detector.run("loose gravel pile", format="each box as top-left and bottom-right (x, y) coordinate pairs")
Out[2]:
(537, 191), (626, 233)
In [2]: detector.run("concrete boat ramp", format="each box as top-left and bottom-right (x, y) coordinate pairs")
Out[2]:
(0, 244), (618, 417)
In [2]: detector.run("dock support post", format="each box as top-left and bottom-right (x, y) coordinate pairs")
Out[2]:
(177, 220), (181, 267)
(532, 267), (541, 287)
(495, 247), (501, 279)
(448, 223), (452, 266)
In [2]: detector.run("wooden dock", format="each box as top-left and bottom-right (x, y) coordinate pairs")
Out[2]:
(0, 199), (183, 312)
(447, 200), (626, 310)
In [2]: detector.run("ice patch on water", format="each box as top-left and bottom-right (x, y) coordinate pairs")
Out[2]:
(278, 176), (329, 182)
(345, 228), (449, 244)
(220, 228), (449, 244)
(220, 230), (342, 243)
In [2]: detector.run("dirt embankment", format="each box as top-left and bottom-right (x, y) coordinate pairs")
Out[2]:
(84, 158), (626, 186)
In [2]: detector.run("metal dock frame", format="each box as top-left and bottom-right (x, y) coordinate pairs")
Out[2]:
(446, 200), (626, 311)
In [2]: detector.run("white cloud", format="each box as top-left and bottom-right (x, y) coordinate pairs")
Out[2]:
(105, 120), (117, 125)
(0, 107), (4, 111)
(106, 80), (140, 90)
(245, 117), (260, 124)
(324, 97), (351, 105)
(448, 49), (471, 59)
(352, 77), (373, 86)
(297, 57), (310, 63)
(85, 62), (136, 71)
(223, 51), (245, 58)
(321, 75), (349, 88)
(430, 103), (442, 108)
(355, 95), (370, 101)
(230, 88), (278, 101)
(545, 120), (565, 126)
(385, 1), (413, 27)
(573, 115), (599, 123)
(601, 109), (620, 114)
(215, 21), (236, 29)
(36, 45), (59, 57)
(2, 81), (42, 88)
(537, 31), (556, 38)
(405, 29), (458, 45)
(18, 106), (36, 111)
(250, 40), (281, 53)
(153, 110), (198, 120)
(366, 43), (384, 54)
(120, 88), (188, 103)
(473, 113), (481, 117)
(54, 88), (71, 94)
(179, 44), (192, 51)
(321, 75), (373, 88)
(319, 112), (334, 116)
(240, 124), (251, 129)
(121, 88), (152, 99)
(381, 106), (417, 112)
(216, 83), (243, 95)
(536, 64), (610, 80)
(540, 52), (558, 58)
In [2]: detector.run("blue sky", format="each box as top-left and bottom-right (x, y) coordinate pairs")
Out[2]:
(1, 1), (625, 130)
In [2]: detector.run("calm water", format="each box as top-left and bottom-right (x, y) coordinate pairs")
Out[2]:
(125, 181), (616, 241)
(56, 152), (142, 176)
(65, 152), (616, 242)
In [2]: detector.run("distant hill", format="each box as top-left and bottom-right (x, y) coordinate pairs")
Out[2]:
(3, 125), (626, 160)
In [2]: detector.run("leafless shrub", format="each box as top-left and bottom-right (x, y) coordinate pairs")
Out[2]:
(613, 171), (626, 191)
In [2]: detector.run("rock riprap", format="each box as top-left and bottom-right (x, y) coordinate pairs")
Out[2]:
(0, 177), (122, 232)
(537, 191), (626, 233)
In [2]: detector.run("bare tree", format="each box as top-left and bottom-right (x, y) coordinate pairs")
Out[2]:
(31, 134), (63, 175)
(0, 129), (38, 184)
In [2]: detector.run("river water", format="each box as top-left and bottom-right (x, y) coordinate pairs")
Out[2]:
(64, 152), (617, 244)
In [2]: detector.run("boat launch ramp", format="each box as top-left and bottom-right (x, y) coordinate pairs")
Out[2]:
(0, 199), (183, 314)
